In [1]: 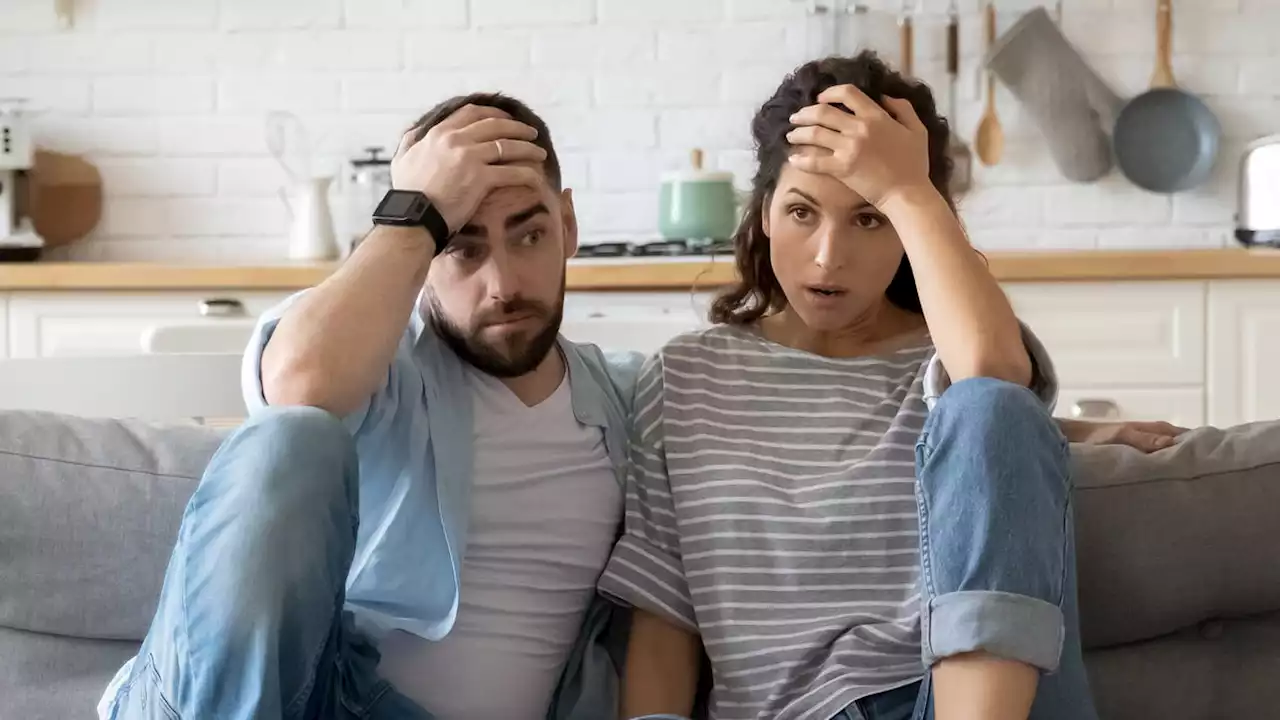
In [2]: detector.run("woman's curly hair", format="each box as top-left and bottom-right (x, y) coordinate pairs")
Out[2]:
(709, 51), (957, 326)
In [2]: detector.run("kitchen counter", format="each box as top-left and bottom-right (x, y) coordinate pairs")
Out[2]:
(2, 249), (1280, 291)
(0, 262), (339, 290)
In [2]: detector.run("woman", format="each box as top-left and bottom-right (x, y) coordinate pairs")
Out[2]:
(596, 54), (1182, 720)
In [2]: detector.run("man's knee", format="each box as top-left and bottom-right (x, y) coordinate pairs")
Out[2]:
(200, 405), (358, 521)
(186, 405), (359, 606)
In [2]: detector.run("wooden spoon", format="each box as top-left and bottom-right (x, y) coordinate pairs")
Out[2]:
(975, 1), (1004, 166)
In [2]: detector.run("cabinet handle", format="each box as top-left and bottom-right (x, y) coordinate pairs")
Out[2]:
(1071, 399), (1120, 420)
(199, 298), (246, 317)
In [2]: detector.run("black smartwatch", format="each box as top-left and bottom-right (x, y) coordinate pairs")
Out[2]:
(372, 189), (451, 255)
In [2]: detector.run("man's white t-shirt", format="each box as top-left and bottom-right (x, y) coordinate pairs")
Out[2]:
(377, 369), (622, 719)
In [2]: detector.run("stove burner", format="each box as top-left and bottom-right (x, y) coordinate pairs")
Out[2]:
(578, 241), (631, 257)
(633, 240), (688, 256)
(1237, 229), (1280, 248)
(576, 238), (736, 258)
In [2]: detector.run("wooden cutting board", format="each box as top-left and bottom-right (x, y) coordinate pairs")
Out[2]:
(18, 150), (103, 248)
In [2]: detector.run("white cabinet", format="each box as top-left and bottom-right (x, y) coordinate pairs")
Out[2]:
(1207, 282), (1280, 427)
(7, 291), (291, 357)
(556, 282), (1274, 430)
(0, 294), (8, 358)
(4, 289), (715, 360)
(1056, 387), (1206, 427)
(1004, 281), (1208, 426)
(1003, 281), (1206, 387)
(2, 277), (1280, 431)
(561, 291), (713, 356)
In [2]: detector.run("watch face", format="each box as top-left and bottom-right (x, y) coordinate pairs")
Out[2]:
(376, 190), (422, 219)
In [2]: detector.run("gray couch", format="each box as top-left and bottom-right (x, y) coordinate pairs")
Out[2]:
(2, 411), (1279, 720)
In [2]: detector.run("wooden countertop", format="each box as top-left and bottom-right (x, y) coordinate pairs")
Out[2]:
(0, 262), (339, 290)
(1, 249), (1279, 291)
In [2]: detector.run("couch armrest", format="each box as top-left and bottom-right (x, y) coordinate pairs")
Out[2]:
(1073, 420), (1280, 648)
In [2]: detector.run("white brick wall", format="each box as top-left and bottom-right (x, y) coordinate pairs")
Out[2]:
(98, 159), (219, 197)
(343, 0), (468, 30)
(0, 0), (1277, 260)
(472, 0), (595, 27)
(93, 76), (217, 114)
(94, 0), (219, 31)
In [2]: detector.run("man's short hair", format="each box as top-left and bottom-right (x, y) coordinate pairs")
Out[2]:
(410, 92), (562, 191)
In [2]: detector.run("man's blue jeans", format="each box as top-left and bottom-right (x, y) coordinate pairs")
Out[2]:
(639, 379), (1099, 720)
(104, 406), (433, 720)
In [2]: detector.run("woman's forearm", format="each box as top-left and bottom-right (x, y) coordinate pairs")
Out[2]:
(260, 224), (436, 416)
(882, 186), (1032, 387)
(620, 609), (701, 719)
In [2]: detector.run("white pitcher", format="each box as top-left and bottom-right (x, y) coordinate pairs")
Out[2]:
(281, 176), (339, 261)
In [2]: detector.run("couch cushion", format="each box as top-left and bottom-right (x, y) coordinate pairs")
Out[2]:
(0, 626), (139, 720)
(1084, 611), (1280, 720)
(1072, 420), (1280, 649)
(0, 411), (223, 641)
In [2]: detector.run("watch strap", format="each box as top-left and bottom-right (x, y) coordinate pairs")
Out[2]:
(419, 200), (450, 256)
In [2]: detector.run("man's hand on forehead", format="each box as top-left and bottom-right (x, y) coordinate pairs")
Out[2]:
(390, 104), (547, 241)
(427, 104), (511, 137)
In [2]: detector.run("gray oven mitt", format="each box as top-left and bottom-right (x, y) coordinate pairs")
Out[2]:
(984, 7), (1123, 183)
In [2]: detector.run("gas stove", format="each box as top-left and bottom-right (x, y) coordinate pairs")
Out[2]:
(575, 237), (736, 258)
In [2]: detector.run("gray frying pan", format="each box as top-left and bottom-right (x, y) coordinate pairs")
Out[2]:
(1113, 0), (1220, 193)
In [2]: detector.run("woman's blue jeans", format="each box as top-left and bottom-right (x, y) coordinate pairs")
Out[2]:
(639, 378), (1099, 720)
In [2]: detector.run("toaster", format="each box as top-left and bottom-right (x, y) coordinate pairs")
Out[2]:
(1236, 134), (1280, 248)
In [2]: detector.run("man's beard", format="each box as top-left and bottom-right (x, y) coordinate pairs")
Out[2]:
(426, 283), (565, 379)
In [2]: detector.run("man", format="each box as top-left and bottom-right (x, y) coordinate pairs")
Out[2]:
(99, 93), (639, 720)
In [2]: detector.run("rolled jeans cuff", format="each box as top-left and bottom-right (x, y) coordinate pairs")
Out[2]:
(923, 589), (1065, 673)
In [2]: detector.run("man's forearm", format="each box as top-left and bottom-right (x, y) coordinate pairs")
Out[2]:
(620, 610), (701, 719)
(261, 225), (436, 416)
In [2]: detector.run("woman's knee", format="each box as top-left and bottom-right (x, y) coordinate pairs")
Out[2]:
(935, 377), (1048, 424)
(926, 377), (1063, 453)
(917, 376), (1070, 527)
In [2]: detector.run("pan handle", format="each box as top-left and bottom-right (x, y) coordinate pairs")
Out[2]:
(1151, 0), (1175, 88)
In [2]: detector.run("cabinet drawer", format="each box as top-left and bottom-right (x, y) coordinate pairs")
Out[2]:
(1003, 281), (1205, 387)
(8, 291), (291, 357)
(562, 291), (713, 356)
(1056, 387), (1204, 428)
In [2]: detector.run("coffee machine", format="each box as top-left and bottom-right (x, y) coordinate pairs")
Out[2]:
(0, 99), (44, 259)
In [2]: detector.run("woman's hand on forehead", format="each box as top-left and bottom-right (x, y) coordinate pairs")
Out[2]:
(784, 84), (933, 211)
